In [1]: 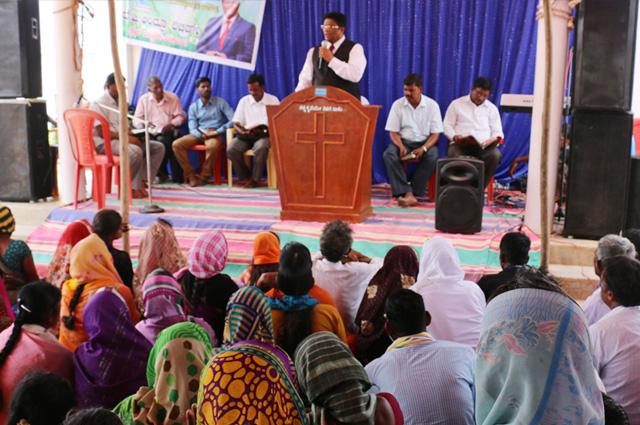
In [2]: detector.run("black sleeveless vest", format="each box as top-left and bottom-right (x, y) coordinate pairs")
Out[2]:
(312, 38), (361, 100)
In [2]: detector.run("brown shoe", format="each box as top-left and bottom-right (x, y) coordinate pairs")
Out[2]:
(132, 189), (146, 199)
(188, 177), (201, 187)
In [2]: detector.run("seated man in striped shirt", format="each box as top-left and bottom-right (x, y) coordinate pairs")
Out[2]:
(365, 289), (476, 425)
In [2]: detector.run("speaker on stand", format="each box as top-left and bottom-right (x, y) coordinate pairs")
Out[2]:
(435, 158), (484, 234)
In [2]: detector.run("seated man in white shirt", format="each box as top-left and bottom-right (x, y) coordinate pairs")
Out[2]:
(366, 289), (476, 425)
(443, 77), (504, 189)
(383, 73), (443, 207)
(589, 255), (640, 424)
(90, 73), (165, 199)
(227, 74), (280, 188)
(582, 234), (636, 325)
(311, 220), (383, 334)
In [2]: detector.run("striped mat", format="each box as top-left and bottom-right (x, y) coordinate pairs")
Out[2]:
(27, 183), (540, 280)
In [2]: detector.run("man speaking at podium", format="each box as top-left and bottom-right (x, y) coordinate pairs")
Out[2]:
(295, 12), (367, 100)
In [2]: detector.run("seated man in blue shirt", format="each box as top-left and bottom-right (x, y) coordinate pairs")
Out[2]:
(172, 77), (234, 187)
(365, 289), (476, 425)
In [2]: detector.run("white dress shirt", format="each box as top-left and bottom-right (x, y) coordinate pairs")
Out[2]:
(295, 35), (367, 92)
(582, 286), (611, 325)
(232, 93), (280, 128)
(590, 305), (640, 423)
(311, 252), (383, 334)
(443, 95), (503, 143)
(385, 94), (444, 142)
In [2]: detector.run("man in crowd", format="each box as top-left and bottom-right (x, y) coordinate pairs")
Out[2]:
(383, 73), (443, 207)
(173, 77), (234, 187)
(366, 289), (476, 425)
(589, 255), (640, 424)
(582, 234), (636, 325)
(312, 220), (383, 334)
(443, 77), (504, 189)
(477, 232), (531, 301)
(295, 11), (367, 100)
(91, 73), (165, 199)
(196, 0), (256, 63)
(227, 74), (280, 188)
(134, 76), (185, 183)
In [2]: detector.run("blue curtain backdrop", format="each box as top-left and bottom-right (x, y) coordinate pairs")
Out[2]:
(131, 0), (540, 184)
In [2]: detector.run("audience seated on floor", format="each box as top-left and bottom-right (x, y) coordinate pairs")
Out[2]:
(476, 231), (531, 301)
(93, 210), (135, 292)
(410, 236), (485, 347)
(134, 219), (187, 303)
(197, 333), (306, 425)
(239, 231), (281, 287)
(477, 269), (604, 424)
(312, 220), (383, 334)
(0, 281), (73, 424)
(270, 242), (347, 358)
(355, 245), (419, 365)
(589, 255), (640, 424)
(114, 322), (213, 425)
(366, 289), (475, 425)
(0, 205), (40, 307)
(135, 268), (215, 345)
(295, 332), (404, 425)
(74, 287), (151, 409)
(46, 219), (92, 289)
(213, 285), (273, 355)
(59, 231), (140, 351)
(7, 371), (75, 425)
(174, 230), (238, 341)
(582, 234), (636, 325)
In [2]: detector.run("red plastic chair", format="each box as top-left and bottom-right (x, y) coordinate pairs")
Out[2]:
(64, 108), (128, 209)
(186, 143), (227, 185)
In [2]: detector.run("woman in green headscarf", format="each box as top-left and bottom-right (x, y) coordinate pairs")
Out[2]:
(114, 321), (212, 425)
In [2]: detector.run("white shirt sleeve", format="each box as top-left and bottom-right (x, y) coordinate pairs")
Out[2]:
(327, 42), (367, 84)
(295, 48), (315, 92)
(488, 103), (504, 139)
(443, 101), (458, 141)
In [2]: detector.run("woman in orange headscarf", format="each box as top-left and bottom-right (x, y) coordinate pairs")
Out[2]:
(58, 233), (140, 351)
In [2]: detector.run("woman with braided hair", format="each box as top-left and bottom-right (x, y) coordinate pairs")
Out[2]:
(59, 232), (140, 351)
(0, 281), (73, 424)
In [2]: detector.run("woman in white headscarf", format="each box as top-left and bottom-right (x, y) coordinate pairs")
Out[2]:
(410, 236), (485, 347)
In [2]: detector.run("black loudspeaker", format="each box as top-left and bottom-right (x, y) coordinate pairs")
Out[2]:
(0, 0), (42, 98)
(626, 156), (640, 229)
(435, 158), (484, 234)
(573, 0), (638, 111)
(564, 111), (632, 239)
(0, 100), (52, 201)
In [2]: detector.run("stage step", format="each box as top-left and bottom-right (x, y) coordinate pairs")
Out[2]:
(3, 200), (62, 241)
(549, 236), (598, 267)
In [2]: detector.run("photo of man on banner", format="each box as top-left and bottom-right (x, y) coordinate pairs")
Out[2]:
(197, 0), (255, 63)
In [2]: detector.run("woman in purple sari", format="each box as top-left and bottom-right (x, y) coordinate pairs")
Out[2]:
(74, 286), (152, 409)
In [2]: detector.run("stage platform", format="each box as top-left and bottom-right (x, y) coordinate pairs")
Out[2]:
(25, 183), (541, 282)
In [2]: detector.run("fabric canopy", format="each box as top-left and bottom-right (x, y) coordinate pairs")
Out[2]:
(132, 0), (541, 184)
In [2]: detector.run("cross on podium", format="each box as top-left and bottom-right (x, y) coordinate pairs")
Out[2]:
(295, 113), (345, 198)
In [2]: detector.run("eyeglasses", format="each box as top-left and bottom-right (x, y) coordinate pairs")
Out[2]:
(473, 88), (490, 100)
(320, 24), (340, 30)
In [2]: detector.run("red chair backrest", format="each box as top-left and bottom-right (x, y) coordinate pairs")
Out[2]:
(64, 108), (113, 166)
(633, 118), (640, 156)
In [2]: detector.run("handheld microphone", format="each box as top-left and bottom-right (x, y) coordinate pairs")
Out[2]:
(73, 91), (84, 108)
(318, 40), (331, 68)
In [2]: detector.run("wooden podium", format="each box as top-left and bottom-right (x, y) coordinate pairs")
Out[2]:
(267, 86), (380, 223)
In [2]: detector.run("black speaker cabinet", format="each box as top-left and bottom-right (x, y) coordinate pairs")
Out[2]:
(564, 111), (632, 239)
(573, 0), (638, 111)
(0, 99), (52, 201)
(0, 0), (42, 98)
(435, 158), (484, 234)
(626, 156), (640, 229)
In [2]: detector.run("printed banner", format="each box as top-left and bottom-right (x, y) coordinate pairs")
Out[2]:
(122, 0), (266, 70)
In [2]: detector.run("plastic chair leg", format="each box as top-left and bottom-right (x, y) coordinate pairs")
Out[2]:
(73, 163), (81, 209)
